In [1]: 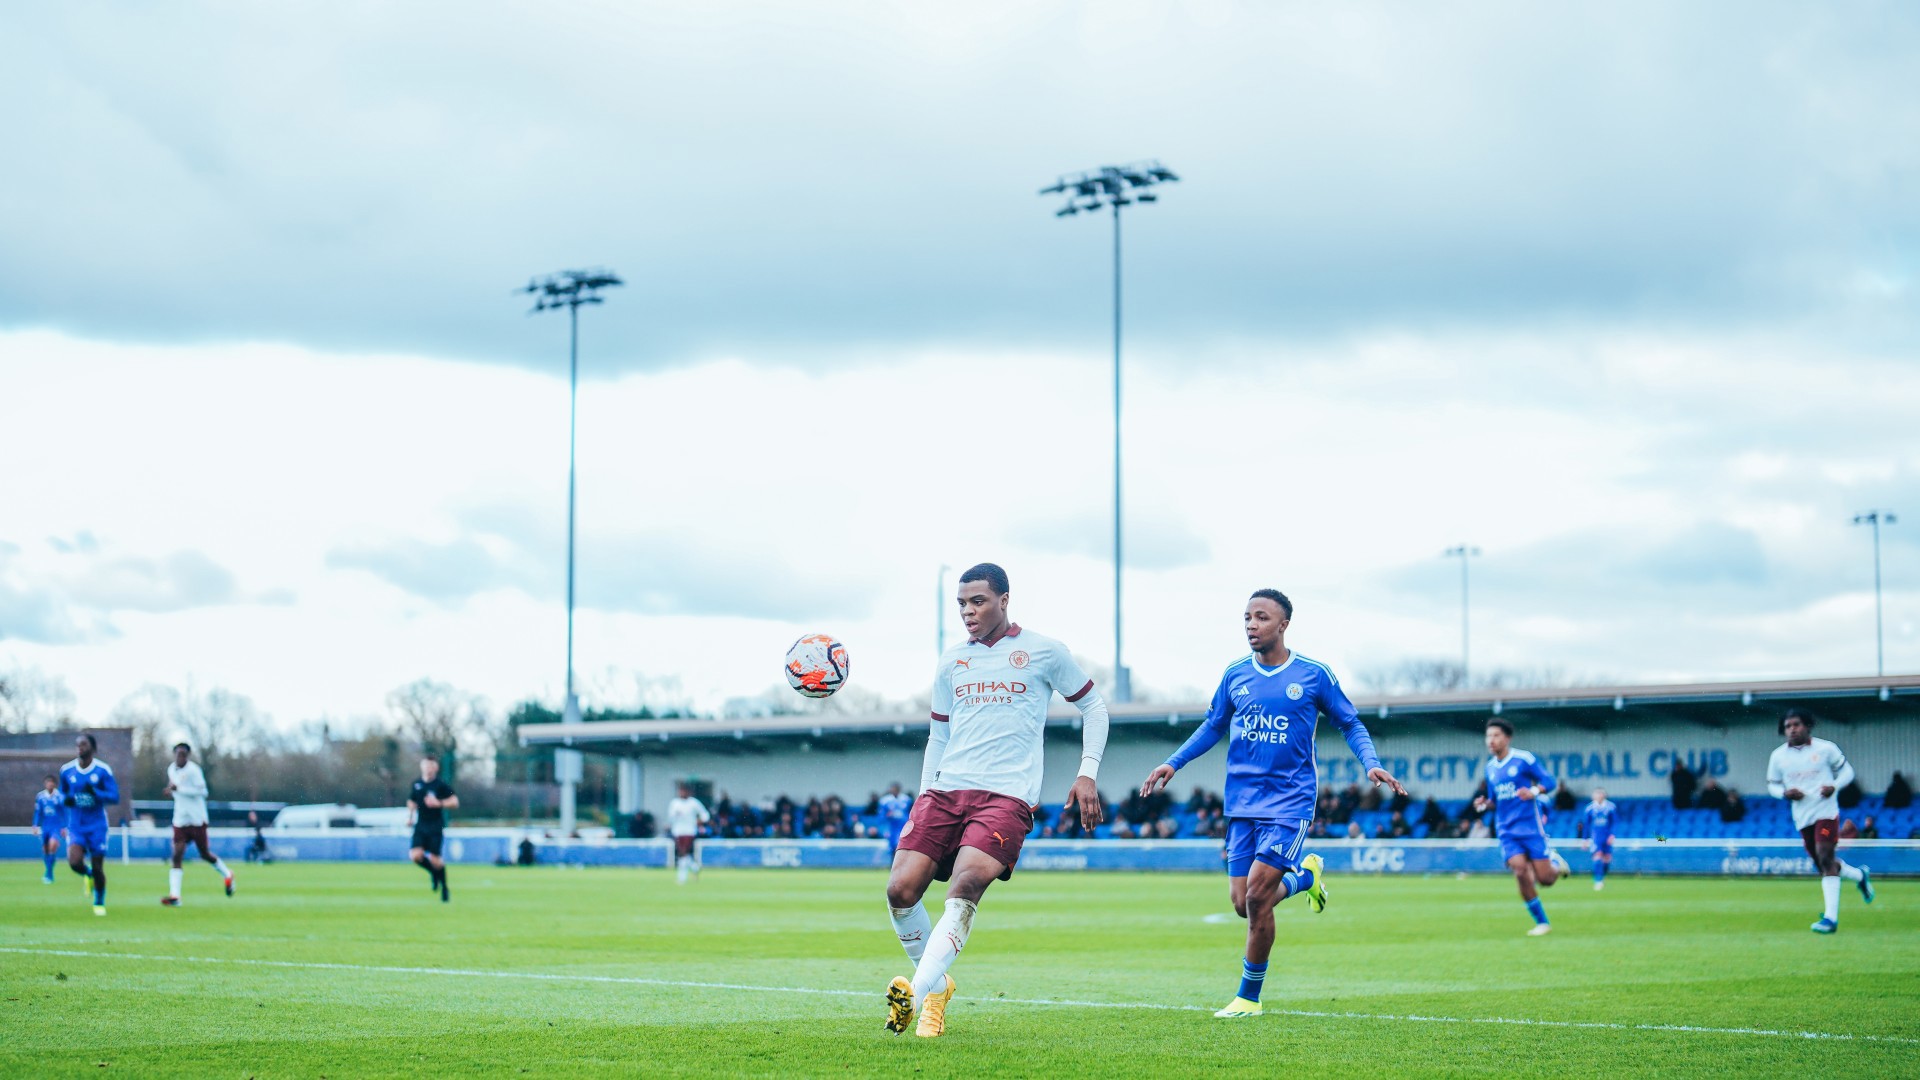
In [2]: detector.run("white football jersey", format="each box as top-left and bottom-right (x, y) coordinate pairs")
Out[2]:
(927, 625), (1094, 805)
(1766, 738), (1852, 831)
(666, 796), (709, 838)
(167, 760), (210, 827)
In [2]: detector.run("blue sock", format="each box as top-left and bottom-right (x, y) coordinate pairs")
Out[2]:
(1594, 861), (1608, 882)
(1525, 898), (1548, 925)
(93, 882), (105, 906)
(44, 853), (56, 876)
(1280, 864), (1316, 900)
(1237, 959), (1268, 1003)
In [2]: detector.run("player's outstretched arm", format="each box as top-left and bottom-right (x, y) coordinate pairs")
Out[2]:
(1366, 767), (1407, 796)
(1141, 763), (1176, 797)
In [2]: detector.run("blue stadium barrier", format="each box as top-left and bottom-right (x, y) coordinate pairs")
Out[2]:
(0, 828), (514, 865)
(7, 829), (1916, 875)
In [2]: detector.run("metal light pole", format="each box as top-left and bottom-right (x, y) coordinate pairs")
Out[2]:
(1852, 510), (1898, 676)
(1443, 545), (1481, 686)
(1041, 161), (1179, 704)
(519, 269), (623, 726)
(937, 564), (951, 655)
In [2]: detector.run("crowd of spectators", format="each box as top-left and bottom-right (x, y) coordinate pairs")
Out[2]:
(630, 771), (1917, 842)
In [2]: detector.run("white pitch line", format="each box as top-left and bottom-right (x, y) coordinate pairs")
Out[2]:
(1, 946), (1912, 1047)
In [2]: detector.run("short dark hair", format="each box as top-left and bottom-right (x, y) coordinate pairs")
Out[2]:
(1780, 708), (1818, 736)
(44, 773), (57, 783)
(1249, 588), (1293, 619)
(76, 732), (96, 752)
(173, 742), (191, 752)
(959, 562), (1009, 595)
(1485, 718), (1514, 736)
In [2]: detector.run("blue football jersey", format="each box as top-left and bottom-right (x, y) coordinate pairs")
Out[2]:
(59, 758), (120, 830)
(1582, 799), (1617, 838)
(34, 790), (65, 833)
(1165, 652), (1381, 821)
(878, 792), (912, 822)
(1484, 750), (1554, 837)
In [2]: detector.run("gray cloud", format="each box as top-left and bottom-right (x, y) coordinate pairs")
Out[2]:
(327, 508), (881, 621)
(1005, 511), (1212, 572)
(0, 538), (255, 643)
(2, 3), (1915, 371)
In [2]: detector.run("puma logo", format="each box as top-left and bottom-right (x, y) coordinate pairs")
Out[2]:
(991, 831), (1007, 846)
(954, 659), (971, 669)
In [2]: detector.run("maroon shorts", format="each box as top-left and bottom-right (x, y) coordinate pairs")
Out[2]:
(173, 824), (210, 849)
(674, 835), (696, 858)
(897, 788), (1034, 881)
(1800, 818), (1838, 860)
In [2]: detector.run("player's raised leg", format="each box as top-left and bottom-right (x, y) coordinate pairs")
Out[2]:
(882, 815), (944, 1034)
(1508, 852), (1552, 935)
(907, 845), (1004, 1037)
(164, 834), (188, 906)
(1214, 821), (1325, 1018)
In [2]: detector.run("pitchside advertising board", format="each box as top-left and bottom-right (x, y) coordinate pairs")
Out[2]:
(1319, 717), (1920, 799)
(4, 830), (1916, 874)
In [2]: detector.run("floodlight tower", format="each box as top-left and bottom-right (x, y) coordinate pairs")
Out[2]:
(1040, 160), (1179, 703)
(519, 268), (623, 725)
(1852, 510), (1898, 676)
(1443, 545), (1482, 686)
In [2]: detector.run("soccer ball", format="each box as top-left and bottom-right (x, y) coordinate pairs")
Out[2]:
(785, 634), (850, 698)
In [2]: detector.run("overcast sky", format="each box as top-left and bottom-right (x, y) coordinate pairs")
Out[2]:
(3, 2), (1916, 728)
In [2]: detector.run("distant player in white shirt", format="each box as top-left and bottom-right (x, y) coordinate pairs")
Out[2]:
(162, 742), (233, 906)
(1766, 708), (1874, 933)
(883, 562), (1110, 1038)
(666, 783), (710, 884)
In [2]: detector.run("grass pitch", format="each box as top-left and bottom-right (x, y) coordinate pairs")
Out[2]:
(1, 861), (1915, 1077)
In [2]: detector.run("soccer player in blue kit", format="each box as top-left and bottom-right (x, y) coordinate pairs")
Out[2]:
(878, 783), (912, 853)
(1142, 589), (1405, 1018)
(1580, 787), (1618, 890)
(1472, 719), (1564, 935)
(59, 733), (120, 916)
(34, 774), (65, 883)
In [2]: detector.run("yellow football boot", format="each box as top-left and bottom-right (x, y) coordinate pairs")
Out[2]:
(914, 974), (956, 1037)
(1301, 852), (1328, 914)
(1214, 996), (1262, 1018)
(884, 976), (914, 1034)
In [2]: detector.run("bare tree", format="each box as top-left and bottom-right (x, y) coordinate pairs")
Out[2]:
(385, 679), (489, 781)
(0, 665), (79, 732)
(1359, 659), (1601, 695)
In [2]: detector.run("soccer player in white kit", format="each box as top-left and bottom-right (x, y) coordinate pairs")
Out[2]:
(666, 783), (710, 884)
(161, 742), (233, 905)
(883, 562), (1110, 1038)
(1766, 708), (1874, 933)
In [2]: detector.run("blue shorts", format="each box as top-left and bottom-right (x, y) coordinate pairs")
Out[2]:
(40, 830), (63, 846)
(68, 821), (109, 858)
(1226, 818), (1310, 878)
(886, 821), (906, 849)
(1499, 831), (1551, 863)
(1590, 834), (1613, 856)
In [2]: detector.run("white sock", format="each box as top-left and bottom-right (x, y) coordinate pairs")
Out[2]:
(676, 861), (688, 884)
(168, 868), (183, 898)
(1837, 861), (1864, 883)
(911, 898), (976, 1002)
(212, 859), (230, 878)
(1821, 875), (1841, 922)
(889, 902), (932, 964)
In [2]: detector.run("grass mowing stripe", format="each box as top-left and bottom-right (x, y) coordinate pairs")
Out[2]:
(4, 945), (1912, 1046)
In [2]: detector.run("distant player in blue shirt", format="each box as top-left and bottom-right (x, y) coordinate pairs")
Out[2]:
(878, 783), (913, 853)
(59, 732), (120, 916)
(34, 774), (65, 884)
(1580, 788), (1618, 890)
(1472, 719), (1564, 935)
(1142, 589), (1405, 1018)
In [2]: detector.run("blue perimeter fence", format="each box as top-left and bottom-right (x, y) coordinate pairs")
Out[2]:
(5, 828), (1918, 877)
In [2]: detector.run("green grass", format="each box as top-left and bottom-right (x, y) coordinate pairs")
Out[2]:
(1, 862), (1915, 1077)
